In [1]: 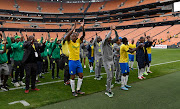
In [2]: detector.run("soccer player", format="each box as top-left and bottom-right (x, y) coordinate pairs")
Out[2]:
(11, 35), (25, 87)
(81, 40), (88, 68)
(51, 34), (61, 79)
(136, 37), (153, 80)
(92, 33), (103, 80)
(102, 25), (119, 97)
(87, 38), (94, 73)
(113, 37), (122, 84)
(128, 39), (136, 70)
(120, 37), (142, 91)
(65, 21), (85, 97)
(145, 36), (157, 74)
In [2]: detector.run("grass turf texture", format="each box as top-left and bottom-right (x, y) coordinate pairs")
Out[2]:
(0, 49), (180, 109)
(38, 71), (180, 109)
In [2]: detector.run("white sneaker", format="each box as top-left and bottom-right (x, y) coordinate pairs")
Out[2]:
(138, 76), (143, 80)
(105, 91), (114, 98)
(84, 65), (86, 68)
(19, 81), (25, 86)
(115, 81), (121, 84)
(14, 82), (20, 87)
(96, 78), (101, 80)
(94, 77), (101, 80)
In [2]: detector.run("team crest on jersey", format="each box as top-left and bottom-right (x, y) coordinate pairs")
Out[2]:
(72, 45), (79, 48)
(71, 71), (73, 74)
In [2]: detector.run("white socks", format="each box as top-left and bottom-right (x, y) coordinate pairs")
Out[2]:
(145, 65), (148, 72)
(129, 61), (134, 68)
(70, 78), (83, 92)
(147, 63), (151, 72)
(125, 75), (129, 85)
(36, 76), (38, 81)
(131, 62), (134, 68)
(121, 76), (126, 87)
(90, 66), (93, 71)
(77, 78), (83, 91)
(139, 68), (144, 77)
(70, 79), (75, 92)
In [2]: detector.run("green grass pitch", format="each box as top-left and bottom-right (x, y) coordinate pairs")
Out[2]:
(0, 49), (180, 109)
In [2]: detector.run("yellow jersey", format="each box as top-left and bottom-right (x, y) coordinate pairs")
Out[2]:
(129, 44), (136, 55)
(119, 44), (129, 63)
(68, 39), (81, 60)
(91, 45), (94, 57)
(61, 41), (69, 57)
(146, 47), (151, 54)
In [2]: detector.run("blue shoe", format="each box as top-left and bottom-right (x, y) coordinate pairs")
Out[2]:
(121, 87), (128, 91)
(125, 85), (132, 88)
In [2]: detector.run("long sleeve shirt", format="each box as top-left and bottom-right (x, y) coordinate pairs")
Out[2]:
(11, 41), (24, 61)
(92, 36), (102, 60)
(101, 30), (119, 62)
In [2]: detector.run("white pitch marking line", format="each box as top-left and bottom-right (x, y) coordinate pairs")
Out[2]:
(1, 60), (180, 92)
(8, 100), (30, 106)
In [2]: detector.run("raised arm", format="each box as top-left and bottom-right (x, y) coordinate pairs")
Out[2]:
(92, 33), (98, 46)
(80, 20), (85, 41)
(112, 29), (119, 43)
(65, 23), (76, 42)
(0, 41), (7, 54)
(6, 37), (12, 49)
(40, 37), (43, 44)
(2, 31), (6, 40)
(20, 31), (25, 41)
(102, 29), (112, 46)
(48, 32), (50, 40)
(52, 37), (57, 48)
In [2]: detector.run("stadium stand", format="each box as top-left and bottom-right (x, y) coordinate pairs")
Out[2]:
(0, 0), (16, 10)
(0, 0), (179, 46)
(39, 2), (60, 13)
(16, 0), (39, 12)
(87, 2), (105, 12)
